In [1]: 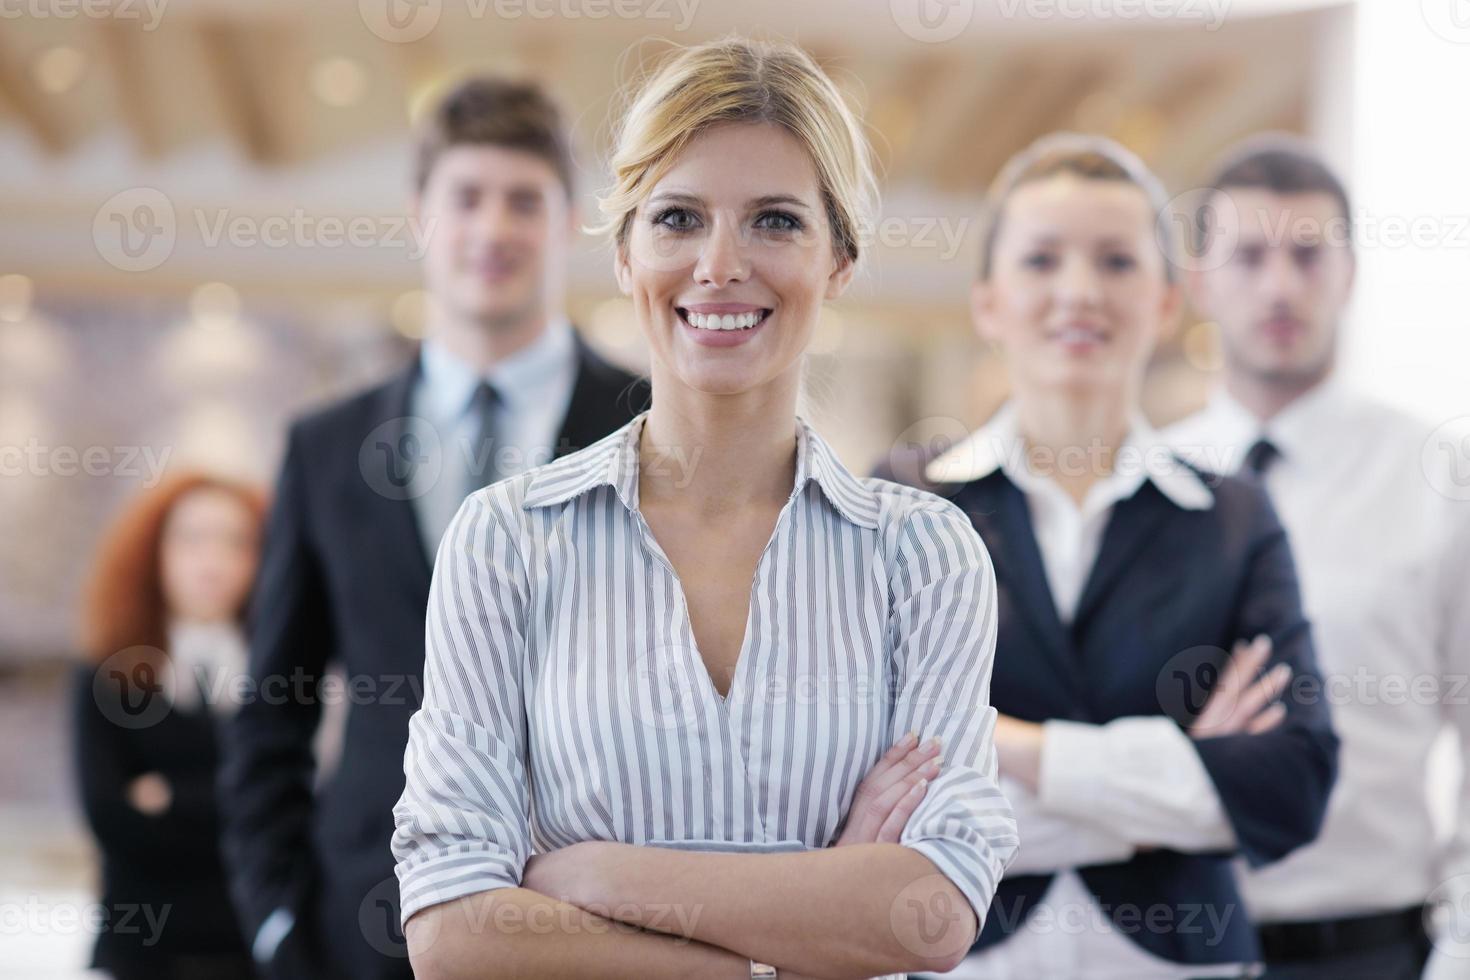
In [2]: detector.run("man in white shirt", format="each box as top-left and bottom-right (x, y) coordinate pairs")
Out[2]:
(1167, 136), (1470, 979)
(218, 78), (647, 980)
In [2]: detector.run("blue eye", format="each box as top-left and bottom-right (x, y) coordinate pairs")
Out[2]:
(755, 210), (803, 233)
(1023, 252), (1058, 271)
(1102, 252), (1137, 272)
(652, 207), (700, 231)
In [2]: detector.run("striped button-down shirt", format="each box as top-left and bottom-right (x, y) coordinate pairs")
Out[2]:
(392, 412), (1019, 961)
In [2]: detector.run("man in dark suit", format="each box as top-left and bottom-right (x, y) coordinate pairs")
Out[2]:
(218, 77), (648, 980)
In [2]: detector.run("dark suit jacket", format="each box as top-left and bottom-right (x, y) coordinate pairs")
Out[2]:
(218, 334), (648, 980)
(877, 450), (1339, 967)
(72, 663), (254, 978)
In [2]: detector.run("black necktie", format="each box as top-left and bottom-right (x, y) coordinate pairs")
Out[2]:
(464, 381), (502, 497)
(1241, 436), (1281, 481)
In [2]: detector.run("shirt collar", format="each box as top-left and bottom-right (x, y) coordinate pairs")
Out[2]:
(924, 401), (1213, 511)
(417, 317), (576, 422)
(521, 412), (881, 530)
(1205, 375), (1347, 469)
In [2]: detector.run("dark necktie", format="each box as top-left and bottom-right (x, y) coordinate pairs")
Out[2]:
(1241, 436), (1281, 481)
(464, 381), (503, 497)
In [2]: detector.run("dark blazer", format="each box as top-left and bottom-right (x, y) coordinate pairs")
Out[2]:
(218, 334), (648, 980)
(877, 450), (1339, 968)
(72, 662), (255, 980)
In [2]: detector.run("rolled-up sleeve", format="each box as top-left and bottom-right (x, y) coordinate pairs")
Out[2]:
(392, 489), (532, 926)
(886, 500), (1019, 928)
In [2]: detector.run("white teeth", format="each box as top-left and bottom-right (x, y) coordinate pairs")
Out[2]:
(684, 310), (764, 331)
(1056, 327), (1103, 343)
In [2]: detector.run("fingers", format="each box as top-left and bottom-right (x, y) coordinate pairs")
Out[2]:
(1246, 701), (1288, 734)
(870, 756), (942, 841)
(857, 735), (943, 805)
(1218, 636), (1273, 699)
(1231, 661), (1293, 724)
(1191, 635), (1292, 738)
(875, 774), (932, 843)
(838, 735), (943, 846)
(1191, 638), (1267, 735)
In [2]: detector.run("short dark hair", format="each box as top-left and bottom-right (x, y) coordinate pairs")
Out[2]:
(1196, 135), (1353, 252)
(413, 76), (575, 197)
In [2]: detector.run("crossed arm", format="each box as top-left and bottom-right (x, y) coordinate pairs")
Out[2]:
(395, 497), (1016, 979)
(405, 739), (977, 980)
(994, 635), (1294, 874)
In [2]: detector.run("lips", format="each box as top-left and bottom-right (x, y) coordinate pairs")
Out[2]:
(675, 304), (773, 347)
(467, 256), (520, 282)
(1046, 323), (1109, 349)
(1260, 317), (1305, 342)
(678, 308), (770, 331)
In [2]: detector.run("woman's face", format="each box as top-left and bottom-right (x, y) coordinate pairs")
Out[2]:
(974, 174), (1181, 400)
(616, 121), (854, 397)
(159, 487), (260, 624)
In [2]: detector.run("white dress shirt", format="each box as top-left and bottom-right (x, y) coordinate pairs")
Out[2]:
(163, 620), (248, 716)
(922, 403), (1246, 980)
(1167, 380), (1470, 974)
(410, 317), (579, 556)
(392, 412), (1019, 976)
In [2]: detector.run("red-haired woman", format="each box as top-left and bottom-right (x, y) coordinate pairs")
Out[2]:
(72, 472), (266, 980)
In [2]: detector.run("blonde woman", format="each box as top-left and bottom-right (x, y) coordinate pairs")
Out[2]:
(391, 38), (1017, 979)
(885, 134), (1338, 979)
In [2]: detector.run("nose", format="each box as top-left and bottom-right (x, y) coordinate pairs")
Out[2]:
(692, 212), (750, 288)
(1259, 248), (1306, 303)
(471, 196), (515, 242)
(1056, 253), (1104, 308)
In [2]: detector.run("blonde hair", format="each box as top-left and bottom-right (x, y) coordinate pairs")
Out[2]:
(592, 37), (876, 269)
(979, 132), (1178, 282)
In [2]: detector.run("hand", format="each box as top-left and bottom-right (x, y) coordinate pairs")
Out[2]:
(1189, 635), (1292, 739)
(834, 732), (942, 846)
(993, 715), (1045, 790)
(127, 772), (172, 815)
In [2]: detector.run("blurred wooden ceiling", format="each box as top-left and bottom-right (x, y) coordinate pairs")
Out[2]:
(0, 1), (1337, 185)
(0, 0), (1349, 298)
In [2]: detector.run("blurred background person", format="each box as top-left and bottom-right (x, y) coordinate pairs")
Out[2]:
(72, 472), (266, 980)
(215, 76), (647, 980)
(1167, 138), (1470, 980)
(885, 134), (1338, 979)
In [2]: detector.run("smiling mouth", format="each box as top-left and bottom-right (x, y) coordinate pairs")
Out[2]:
(1047, 325), (1108, 345)
(677, 308), (771, 332)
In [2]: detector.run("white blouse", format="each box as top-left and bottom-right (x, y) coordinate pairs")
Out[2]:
(391, 412), (1018, 965)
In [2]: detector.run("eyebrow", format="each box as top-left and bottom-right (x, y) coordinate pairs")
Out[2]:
(1017, 233), (1142, 248)
(646, 190), (815, 211)
(450, 179), (546, 196)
